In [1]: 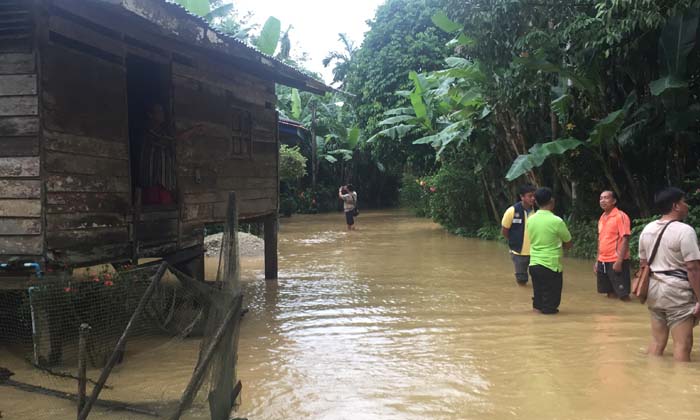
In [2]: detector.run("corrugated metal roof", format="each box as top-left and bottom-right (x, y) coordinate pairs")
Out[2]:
(90, 0), (333, 94)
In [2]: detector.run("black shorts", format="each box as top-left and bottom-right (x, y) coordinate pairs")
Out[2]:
(596, 260), (630, 298)
(345, 210), (355, 225)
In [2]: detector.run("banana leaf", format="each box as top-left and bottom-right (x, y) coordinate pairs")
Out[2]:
(367, 124), (416, 143)
(431, 11), (462, 33)
(505, 138), (583, 181)
(255, 17), (281, 55)
(174, 0), (210, 17)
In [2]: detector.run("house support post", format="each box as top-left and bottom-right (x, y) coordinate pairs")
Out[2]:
(264, 214), (278, 280)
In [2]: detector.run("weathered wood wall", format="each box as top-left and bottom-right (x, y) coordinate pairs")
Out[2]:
(1, 0), (280, 268)
(0, 0), (42, 259)
(173, 61), (279, 248)
(40, 5), (131, 266)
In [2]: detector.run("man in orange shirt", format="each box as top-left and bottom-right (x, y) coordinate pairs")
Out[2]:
(595, 190), (632, 300)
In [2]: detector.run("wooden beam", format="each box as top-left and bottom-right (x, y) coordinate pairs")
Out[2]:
(0, 136), (38, 157)
(0, 235), (42, 254)
(0, 156), (39, 176)
(0, 53), (35, 74)
(0, 199), (41, 217)
(0, 74), (36, 95)
(0, 116), (38, 135)
(0, 218), (41, 235)
(0, 180), (40, 198)
(46, 192), (130, 214)
(45, 174), (129, 193)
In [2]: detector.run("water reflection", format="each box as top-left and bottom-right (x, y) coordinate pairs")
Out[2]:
(237, 210), (700, 420)
(4, 210), (700, 419)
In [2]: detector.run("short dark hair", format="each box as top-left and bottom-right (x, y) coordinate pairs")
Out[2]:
(518, 183), (536, 197)
(654, 187), (685, 214)
(602, 190), (618, 204)
(535, 187), (553, 206)
(346, 184), (355, 192)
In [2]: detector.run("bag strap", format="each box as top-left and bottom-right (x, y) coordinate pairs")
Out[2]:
(647, 220), (676, 265)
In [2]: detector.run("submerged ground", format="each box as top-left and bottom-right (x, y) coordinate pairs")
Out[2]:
(3, 210), (700, 419)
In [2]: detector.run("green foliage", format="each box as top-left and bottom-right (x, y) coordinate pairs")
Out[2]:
(565, 220), (598, 260)
(174, 0), (210, 17)
(476, 224), (502, 241)
(255, 16), (281, 55)
(505, 138), (584, 181)
(399, 173), (431, 217)
(279, 145), (307, 183)
(345, 0), (451, 177)
(428, 161), (484, 231)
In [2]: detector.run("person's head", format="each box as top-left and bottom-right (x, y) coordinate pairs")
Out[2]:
(346, 184), (355, 192)
(518, 183), (537, 208)
(534, 187), (555, 210)
(147, 103), (166, 126)
(599, 190), (618, 212)
(654, 187), (688, 219)
(340, 186), (348, 195)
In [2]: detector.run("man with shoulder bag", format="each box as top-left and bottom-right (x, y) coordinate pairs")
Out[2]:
(638, 187), (700, 362)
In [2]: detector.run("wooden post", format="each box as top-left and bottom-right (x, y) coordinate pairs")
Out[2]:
(78, 262), (168, 420)
(264, 214), (278, 280)
(77, 323), (89, 419)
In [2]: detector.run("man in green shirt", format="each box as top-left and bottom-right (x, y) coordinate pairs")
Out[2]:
(526, 187), (573, 314)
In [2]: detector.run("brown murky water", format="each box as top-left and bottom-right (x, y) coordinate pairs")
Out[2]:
(4, 210), (700, 419)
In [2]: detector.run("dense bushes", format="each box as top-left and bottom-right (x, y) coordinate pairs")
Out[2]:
(399, 156), (487, 233)
(427, 160), (486, 232)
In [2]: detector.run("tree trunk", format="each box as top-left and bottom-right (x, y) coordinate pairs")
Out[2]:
(480, 172), (501, 223)
(310, 104), (318, 189)
(616, 146), (650, 217)
(494, 107), (545, 186)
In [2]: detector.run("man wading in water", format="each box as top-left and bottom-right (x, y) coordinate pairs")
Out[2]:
(595, 190), (632, 301)
(526, 187), (572, 314)
(501, 184), (537, 286)
(339, 184), (358, 231)
(639, 187), (700, 361)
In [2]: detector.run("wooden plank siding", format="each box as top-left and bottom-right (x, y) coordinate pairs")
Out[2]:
(0, 0), (41, 260)
(40, 16), (131, 266)
(173, 67), (279, 225)
(1, 0), (283, 268)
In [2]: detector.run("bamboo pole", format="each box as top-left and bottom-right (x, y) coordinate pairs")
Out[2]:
(77, 323), (89, 419)
(78, 262), (168, 420)
(168, 295), (242, 420)
(0, 379), (159, 417)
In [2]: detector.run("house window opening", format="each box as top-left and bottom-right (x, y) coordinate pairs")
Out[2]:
(127, 55), (176, 207)
(231, 107), (252, 157)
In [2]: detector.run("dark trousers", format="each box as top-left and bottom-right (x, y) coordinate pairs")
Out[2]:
(529, 265), (563, 314)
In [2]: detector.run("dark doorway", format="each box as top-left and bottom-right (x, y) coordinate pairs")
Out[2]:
(126, 55), (175, 206)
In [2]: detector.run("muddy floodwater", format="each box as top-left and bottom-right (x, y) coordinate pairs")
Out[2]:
(4, 210), (700, 419)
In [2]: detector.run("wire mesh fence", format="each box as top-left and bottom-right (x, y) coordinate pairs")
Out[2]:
(0, 194), (244, 420)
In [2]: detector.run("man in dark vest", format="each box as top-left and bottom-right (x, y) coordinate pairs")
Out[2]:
(501, 184), (537, 286)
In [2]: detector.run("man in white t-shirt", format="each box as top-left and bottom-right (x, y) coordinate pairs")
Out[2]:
(639, 187), (700, 361)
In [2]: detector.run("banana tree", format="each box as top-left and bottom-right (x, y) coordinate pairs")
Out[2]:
(368, 55), (487, 158)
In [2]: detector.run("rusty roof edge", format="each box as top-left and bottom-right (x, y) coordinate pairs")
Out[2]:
(91, 0), (334, 94)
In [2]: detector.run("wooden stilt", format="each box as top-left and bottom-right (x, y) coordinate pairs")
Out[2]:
(264, 214), (278, 280)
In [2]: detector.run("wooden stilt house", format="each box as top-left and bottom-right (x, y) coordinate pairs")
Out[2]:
(0, 0), (331, 286)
